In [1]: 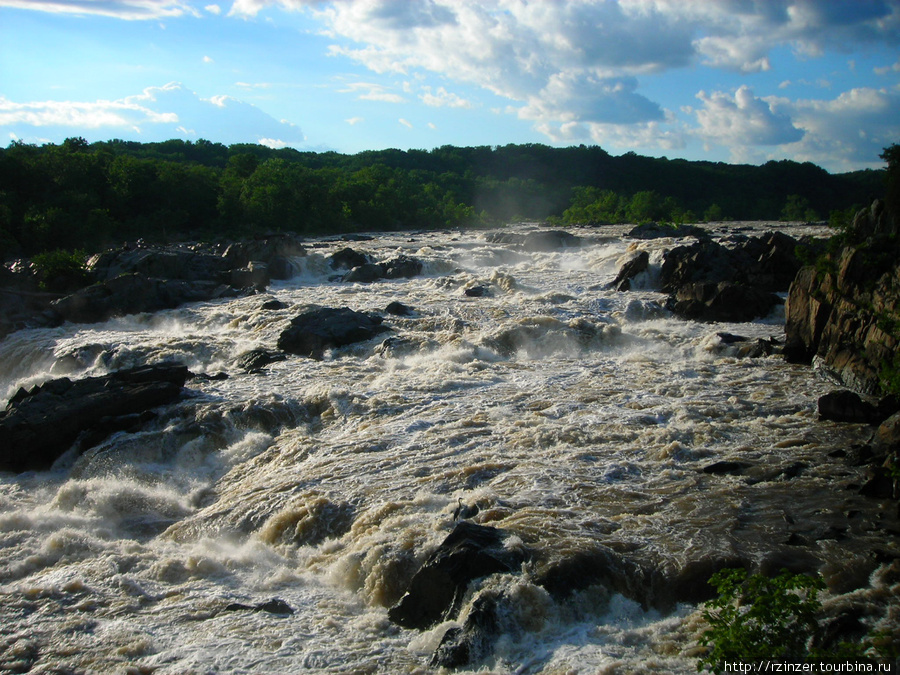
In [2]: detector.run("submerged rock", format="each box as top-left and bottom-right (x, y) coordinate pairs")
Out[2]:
(234, 348), (288, 373)
(277, 306), (389, 358)
(388, 521), (528, 630)
(0, 363), (188, 473)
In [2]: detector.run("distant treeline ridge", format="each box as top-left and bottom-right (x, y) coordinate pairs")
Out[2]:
(0, 137), (886, 259)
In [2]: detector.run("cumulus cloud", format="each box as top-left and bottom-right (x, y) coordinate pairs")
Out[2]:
(0, 83), (306, 147)
(420, 87), (471, 109)
(692, 85), (804, 147)
(0, 0), (199, 19)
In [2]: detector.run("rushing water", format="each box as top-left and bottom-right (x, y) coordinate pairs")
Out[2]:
(1, 223), (898, 674)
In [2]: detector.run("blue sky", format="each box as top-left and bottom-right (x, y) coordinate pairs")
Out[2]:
(1, 0), (898, 173)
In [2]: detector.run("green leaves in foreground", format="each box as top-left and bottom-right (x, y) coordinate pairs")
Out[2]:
(697, 568), (872, 673)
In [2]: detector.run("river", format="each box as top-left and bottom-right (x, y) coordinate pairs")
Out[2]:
(1, 222), (897, 674)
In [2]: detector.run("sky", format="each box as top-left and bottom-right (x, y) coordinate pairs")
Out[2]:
(1, 0), (899, 173)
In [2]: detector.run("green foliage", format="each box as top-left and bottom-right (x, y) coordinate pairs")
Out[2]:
(29, 248), (90, 292)
(697, 568), (881, 673)
(0, 139), (884, 261)
(781, 194), (820, 222)
(880, 352), (900, 397)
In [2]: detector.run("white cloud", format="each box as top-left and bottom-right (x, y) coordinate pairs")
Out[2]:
(203, 55), (214, 63)
(0, 0), (199, 20)
(874, 59), (900, 75)
(398, 118), (412, 129)
(693, 85), (804, 147)
(0, 83), (306, 147)
(345, 116), (364, 125)
(205, 3), (221, 14)
(337, 82), (405, 103)
(420, 86), (471, 109)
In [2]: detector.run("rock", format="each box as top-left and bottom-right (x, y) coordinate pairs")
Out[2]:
(51, 273), (240, 323)
(223, 234), (306, 280)
(817, 390), (883, 424)
(88, 247), (231, 283)
(522, 230), (582, 252)
(0, 363), (188, 473)
(223, 598), (294, 615)
(327, 247), (370, 271)
(659, 232), (801, 322)
(666, 281), (782, 322)
(784, 208), (899, 395)
(260, 298), (288, 311)
(430, 590), (506, 668)
(234, 348), (287, 373)
(230, 261), (270, 291)
(464, 285), (491, 298)
(873, 412), (900, 456)
(535, 546), (645, 602)
(276, 306), (389, 358)
(702, 460), (752, 475)
(385, 301), (414, 316)
(387, 521), (528, 630)
(626, 222), (706, 240)
(607, 250), (649, 291)
(341, 255), (424, 283)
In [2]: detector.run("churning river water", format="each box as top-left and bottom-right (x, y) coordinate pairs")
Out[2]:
(1, 223), (897, 674)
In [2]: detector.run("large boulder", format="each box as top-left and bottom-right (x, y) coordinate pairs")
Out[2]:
(0, 363), (188, 473)
(607, 250), (650, 291)
(88, 247), (231, 283)
(387, 522), (529, 630)
(659, 232), (802, 322)
(522, 230), (582, 252)
(341, 255), (424, 283)
(223, 234), (307, 280)
(51, 273), (240, 324)
(666, 281), (782, 322)
(276, 306), (389, 358)
(327, 247), (370, 271)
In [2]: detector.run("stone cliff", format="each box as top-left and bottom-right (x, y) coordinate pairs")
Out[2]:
(784, 199), (899, 396)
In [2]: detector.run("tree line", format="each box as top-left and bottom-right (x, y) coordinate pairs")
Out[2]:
(0, 137), (888, 261)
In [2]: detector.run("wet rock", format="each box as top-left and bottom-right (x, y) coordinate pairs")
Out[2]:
(660, 232), (801, 322)
(89, 247), (231, 283)
(873, 411), (900, 456)
(464, 285), (491, 298)
(277, 306), (389, 359)
(327, 247), (370, 271)
(702, 460), (752, 475)
(223, 234), (306, 280)
(342, 263), (383, 283)
(51, 273), (240, 324)
(626, 222), (707, 240)
(522, 230), (582, 252)
(388, 521), (528, 630)
(535, 546), (646, 603)
(341, 254), (424, 283)
(230, 261), (270, 291)
(784, 201), (899, 395)
(234, 348), (287, 373)
(607, 250), (650, 291)
(430, 590), (505, 668)
(224, 598), (294, 615)
(261, 298), (288, 311)
(817, 390), (883, 424)
(667, 281), (782, 322)
(0, 363), (188, 473)
(385, 301), (414, 316)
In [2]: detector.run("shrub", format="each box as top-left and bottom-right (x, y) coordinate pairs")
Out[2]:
(29, 248), (90, 293)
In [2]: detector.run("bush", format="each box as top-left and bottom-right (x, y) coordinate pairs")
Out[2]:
(697, 568), (872, 673)
(29, 248), (90, 293)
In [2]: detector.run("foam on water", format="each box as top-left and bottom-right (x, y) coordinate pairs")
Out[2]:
(1, 223), (897, 673)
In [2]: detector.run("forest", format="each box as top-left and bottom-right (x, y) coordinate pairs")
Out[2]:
(0, 137), (887, 261)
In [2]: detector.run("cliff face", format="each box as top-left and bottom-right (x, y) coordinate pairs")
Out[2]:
(784, 200), (900, 396)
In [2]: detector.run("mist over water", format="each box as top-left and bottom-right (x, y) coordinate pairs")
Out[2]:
(1, 223), (897, 674)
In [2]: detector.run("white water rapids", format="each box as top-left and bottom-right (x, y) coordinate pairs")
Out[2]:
(1, 223), (897, 674)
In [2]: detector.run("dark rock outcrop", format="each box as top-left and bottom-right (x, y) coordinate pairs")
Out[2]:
(784, 231), (899, 395)
(89, 247), (231, 283)
(0, 363), (188, 473)
(51, 273), (240, 324)
(817, 390), (893, 424)
(277, 306), (389, 358)
(659, 231), (802, 321)
(388, 521), (528, 630)
(607, 250), (650, 291)
(327, 247), (370, 271)
(234, 348), (288, 373)
(385, 301), (414, 316)
(626, 222), (707, 240)
(223, 234), (307, 280)
(522, 230), (582, 252)
(341, 255), (424, 283)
